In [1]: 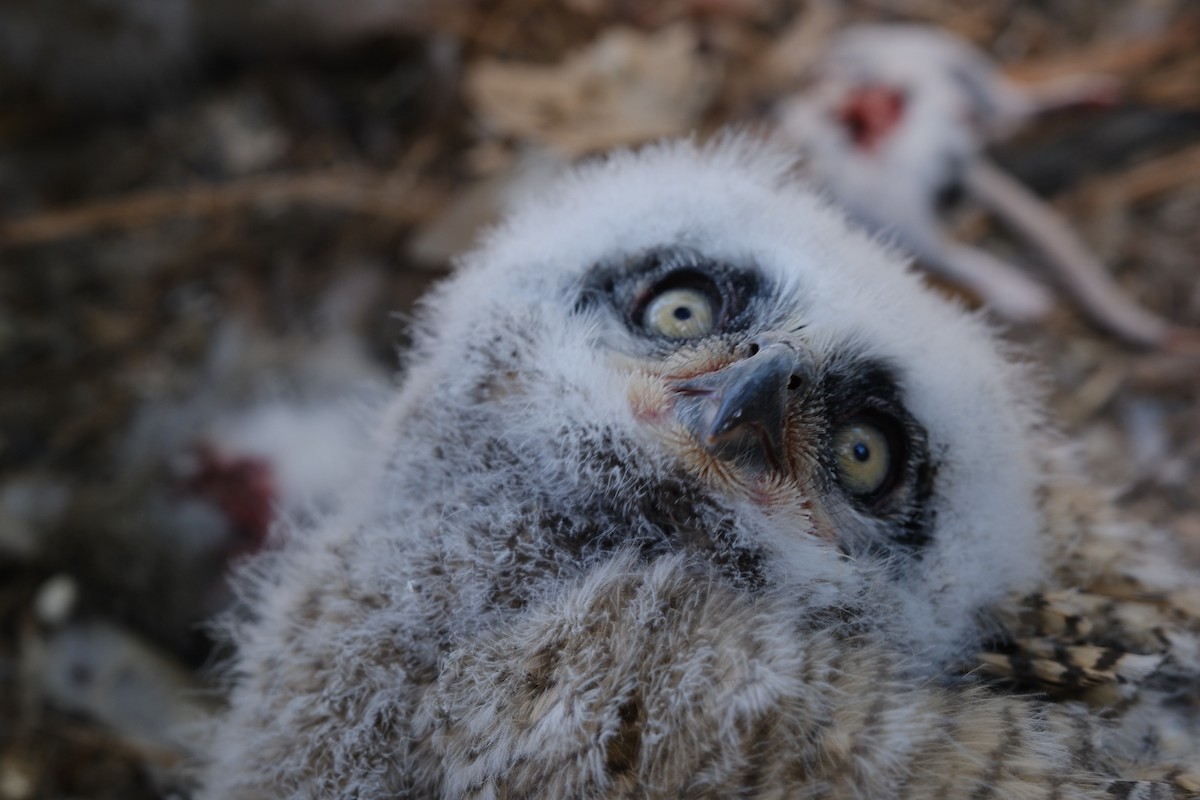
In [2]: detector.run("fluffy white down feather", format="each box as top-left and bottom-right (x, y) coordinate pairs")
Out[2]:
(197, 137), (1196, 799)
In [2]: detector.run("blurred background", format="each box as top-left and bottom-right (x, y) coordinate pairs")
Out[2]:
(0, 0), (1197, 796)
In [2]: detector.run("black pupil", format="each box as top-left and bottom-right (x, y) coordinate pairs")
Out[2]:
(673, 306), (692, 320)
(852, 441), (871, 462)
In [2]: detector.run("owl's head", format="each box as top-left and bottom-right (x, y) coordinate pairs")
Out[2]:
(393, 137), (1048, 668)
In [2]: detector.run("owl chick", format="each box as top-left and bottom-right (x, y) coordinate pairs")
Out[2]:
(198, 138), (1199, 799)
(775, 24), (1181, 349)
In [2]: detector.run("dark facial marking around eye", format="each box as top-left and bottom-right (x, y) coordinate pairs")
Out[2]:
(818, 356), (934, 547)
(574, 247), (764, 342)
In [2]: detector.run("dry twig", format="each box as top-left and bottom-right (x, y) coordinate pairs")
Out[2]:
(1073, 143), (1200, 207)
(0, 169), (439, 249)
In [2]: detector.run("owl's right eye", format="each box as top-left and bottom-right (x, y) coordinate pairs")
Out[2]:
(644, 287), (716, 338)
(637, 272), (723, 339)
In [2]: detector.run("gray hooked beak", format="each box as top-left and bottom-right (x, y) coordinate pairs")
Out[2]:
(672, 342), (809, 473)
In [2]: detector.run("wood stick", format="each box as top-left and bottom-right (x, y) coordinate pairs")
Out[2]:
(1075, 143), (1200, 206)
(1, 169), (437, 248)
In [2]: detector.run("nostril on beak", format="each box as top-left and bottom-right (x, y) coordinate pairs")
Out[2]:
(740, 340), (807, 393)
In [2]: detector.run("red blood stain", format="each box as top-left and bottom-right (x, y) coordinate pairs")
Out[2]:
(835, 85), (906, 153)
(188, 444), (279, 559)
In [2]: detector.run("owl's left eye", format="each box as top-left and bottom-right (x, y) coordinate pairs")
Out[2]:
(638, 272), (722, 339)
(832, 417), (904, 501)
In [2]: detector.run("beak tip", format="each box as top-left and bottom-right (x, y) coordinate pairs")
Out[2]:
(707, 409), (744, 443)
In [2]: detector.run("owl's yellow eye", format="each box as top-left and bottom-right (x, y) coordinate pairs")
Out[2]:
(833, 420), (896, 498)
(643, 287), (716, 339)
